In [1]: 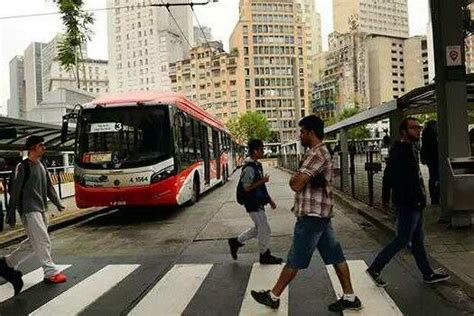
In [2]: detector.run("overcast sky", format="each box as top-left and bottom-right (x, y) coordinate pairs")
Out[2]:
(0, 0), (430, 115)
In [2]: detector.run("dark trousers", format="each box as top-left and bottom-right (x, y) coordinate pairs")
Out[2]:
(369, 206), (434, 276)
(427, 162), (439, 204)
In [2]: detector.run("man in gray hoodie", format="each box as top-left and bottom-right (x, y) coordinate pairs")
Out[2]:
(1, 135), (67, 296)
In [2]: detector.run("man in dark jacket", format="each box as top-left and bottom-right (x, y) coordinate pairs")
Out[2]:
(367, 117), (450, 287)
(228, 139), (282, 264)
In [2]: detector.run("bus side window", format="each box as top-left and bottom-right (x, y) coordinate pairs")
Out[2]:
(192, 119), (202, 159)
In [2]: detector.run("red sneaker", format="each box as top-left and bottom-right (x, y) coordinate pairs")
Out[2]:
(44, 272), (67, 284)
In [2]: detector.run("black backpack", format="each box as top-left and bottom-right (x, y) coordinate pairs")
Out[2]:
(236, 162), (259, 205)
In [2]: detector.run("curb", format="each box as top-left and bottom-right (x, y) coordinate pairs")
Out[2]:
(277, 165), (474, 297)
(0, 206), (114, 248)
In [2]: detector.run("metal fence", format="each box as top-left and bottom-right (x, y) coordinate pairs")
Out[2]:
(278, 139), (431, 214)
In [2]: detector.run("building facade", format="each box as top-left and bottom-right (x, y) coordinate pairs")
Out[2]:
(107, 0), (193, 93)
(169, 42), (240, 123)
(230, 0), (310, 142)
(8, 56), (25, 118)
(333, 0), (409, 38)
(23, 42), (44, 116)
(366, 35), (429, 106)
(312, 32), (369, 119)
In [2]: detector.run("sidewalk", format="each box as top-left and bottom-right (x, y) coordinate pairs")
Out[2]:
(0, 197), (109, 247)
(335, 190), (474, 298)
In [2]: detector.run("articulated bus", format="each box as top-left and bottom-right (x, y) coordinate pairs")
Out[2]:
(62, 92), (242, 208)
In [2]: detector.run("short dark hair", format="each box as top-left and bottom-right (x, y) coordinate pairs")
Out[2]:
(299, 115), (324, 139)
(25, 135), (45, 150)
(248, 138), (264, 154)
(399, 117), (419, 134)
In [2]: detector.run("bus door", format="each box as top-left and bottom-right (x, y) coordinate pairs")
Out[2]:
(213, 130), (221, 180)
(201, 125), (210, 185)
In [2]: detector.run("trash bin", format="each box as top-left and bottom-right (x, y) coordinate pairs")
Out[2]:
(447, 157), (474, 226)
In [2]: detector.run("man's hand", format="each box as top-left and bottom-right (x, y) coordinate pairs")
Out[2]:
(57, 205), (66, 212)
(269, 200), (277, 210)
(260, 174), (270, 184)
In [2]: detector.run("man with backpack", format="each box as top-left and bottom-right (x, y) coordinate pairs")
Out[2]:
(1, 135), (67, 296)
(228, 139), (282, 265)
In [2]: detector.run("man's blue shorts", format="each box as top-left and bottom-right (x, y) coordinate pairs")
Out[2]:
(286, 216), (346, 269)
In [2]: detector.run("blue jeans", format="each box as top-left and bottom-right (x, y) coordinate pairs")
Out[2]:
(369, 206), (434, 276)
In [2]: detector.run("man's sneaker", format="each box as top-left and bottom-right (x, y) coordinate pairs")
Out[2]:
(228, 237), (243, 260)
(44, 272), (67, 284)
(250, 290), (280, 309)
(423, 272), (450, 284)
(328, 296), (362, 312)
(0, 257), (23, 295)
(259, 250), (283, 265)
(366, 269), (388, 287)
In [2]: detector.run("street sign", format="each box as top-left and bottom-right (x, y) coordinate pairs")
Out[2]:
(446, 45), (462, 66)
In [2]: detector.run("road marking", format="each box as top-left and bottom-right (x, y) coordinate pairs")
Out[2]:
(239, 263), (288, 316)
(326, 260), (403, 315)
(0, 265), (71, 303)
(128, 264), (213, 316)
(29, 264), (139, 315)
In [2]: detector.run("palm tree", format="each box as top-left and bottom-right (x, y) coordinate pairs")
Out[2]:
(52, 0), (94, 90)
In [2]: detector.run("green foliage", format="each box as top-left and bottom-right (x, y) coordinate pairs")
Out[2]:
(325, 107), (371, 140)
(53, 0), (94, 89)
(226, 112), (272, 143)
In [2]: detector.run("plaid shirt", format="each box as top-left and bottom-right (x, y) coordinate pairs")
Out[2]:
(292, 143), (334, 218)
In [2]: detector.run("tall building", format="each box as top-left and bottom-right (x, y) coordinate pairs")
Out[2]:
(333, 0), (409, 38)
(299, 0), (322, 56)
(23, 42), (44, 116)
(366, 35), (429, 106)
(107, 0), (193, 93)
(8, 56), (25, 118)
(169, 41), (240, 123)
(230, 0), (310, 142)
(312, 32), (369, 120)
(193, 26), (213, 47)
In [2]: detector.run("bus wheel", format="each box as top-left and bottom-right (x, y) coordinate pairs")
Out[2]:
(188, 176), (200, 205)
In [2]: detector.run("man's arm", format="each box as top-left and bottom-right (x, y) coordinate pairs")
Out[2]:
(289, 172), (311, 193)
(45, 169), (64, 210)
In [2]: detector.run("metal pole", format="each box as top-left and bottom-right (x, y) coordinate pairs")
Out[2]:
(430, 0), (471, 224)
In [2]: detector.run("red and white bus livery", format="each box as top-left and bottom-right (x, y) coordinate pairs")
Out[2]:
(67, 91), (241, 208)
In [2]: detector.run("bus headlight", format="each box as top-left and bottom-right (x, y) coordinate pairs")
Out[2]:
(151, 167), (175, 183)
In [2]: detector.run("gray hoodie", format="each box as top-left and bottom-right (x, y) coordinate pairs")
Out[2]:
(8, 159), (63, 214)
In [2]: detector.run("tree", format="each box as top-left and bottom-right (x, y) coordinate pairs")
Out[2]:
(53, 0), (94, 89)
(326, 107), (371, 140)
(227, 112), (272, 143)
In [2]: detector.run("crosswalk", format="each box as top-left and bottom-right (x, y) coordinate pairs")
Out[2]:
(0, 260), (404, 315)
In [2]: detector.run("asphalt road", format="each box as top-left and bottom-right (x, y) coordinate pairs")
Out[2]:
(0, 166), (473, 315)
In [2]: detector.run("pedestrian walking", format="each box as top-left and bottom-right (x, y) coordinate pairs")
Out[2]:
(469, 127), (474, 154)
(251, 116), (362, 312)
(228, 139), (282, 265)
(1, 135), (67, 296)
(420, 120), (439, 204)
(367, 117), (450, 287)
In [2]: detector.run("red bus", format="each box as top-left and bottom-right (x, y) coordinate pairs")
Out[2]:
(62, 91), (242, 208)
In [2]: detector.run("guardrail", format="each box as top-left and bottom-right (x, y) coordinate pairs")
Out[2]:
(278, 139), (431, 214)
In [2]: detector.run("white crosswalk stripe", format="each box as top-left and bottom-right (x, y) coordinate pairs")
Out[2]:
(128, 264), (212, 316)
(0, 265), (71, 303)
(327, 260), (403, 315)
(239, 263), (288, 316)
(29, 264), (139, 316)
(0, 260), (405, 315)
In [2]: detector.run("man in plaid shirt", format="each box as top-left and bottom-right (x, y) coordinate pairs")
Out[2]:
(251, 115), (362, 312)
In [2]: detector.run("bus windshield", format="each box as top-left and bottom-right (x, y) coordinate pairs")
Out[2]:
(76, 106), (172, 169)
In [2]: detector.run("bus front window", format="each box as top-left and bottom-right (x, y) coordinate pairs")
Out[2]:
(77, 106), (172, 169)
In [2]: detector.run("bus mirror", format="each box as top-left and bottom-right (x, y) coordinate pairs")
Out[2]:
(61, 117), (69, 143)
(0, 128), (17, 140)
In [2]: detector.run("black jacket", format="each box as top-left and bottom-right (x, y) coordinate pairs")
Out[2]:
(382, 141), (426, 209)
